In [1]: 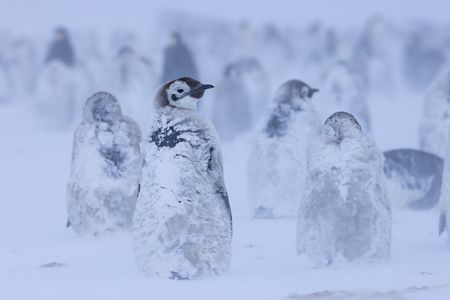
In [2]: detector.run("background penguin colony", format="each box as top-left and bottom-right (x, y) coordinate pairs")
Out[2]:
(3, 11), (450, 290)
(64, 27), (394, 275)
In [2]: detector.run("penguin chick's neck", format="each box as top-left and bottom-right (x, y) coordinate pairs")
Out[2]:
(168, 95), (198, 111)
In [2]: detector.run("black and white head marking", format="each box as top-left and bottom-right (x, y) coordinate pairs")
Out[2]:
(155, 77), (214, 110)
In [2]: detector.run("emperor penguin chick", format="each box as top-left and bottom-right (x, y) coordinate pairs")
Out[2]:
(133, 77), (232, 279)
(67, 92), (142, 235)
(297, 112), (391, 265)
(248, 79), (321, 218)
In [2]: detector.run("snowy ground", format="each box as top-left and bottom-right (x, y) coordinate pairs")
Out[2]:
(1, 90), (450, 300)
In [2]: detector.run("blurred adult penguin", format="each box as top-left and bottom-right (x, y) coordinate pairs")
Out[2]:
(297, 112), (391, 265)
(248, 79), (321, 218)
(320, 61), (371, 132)
(133, 77), (232, 279)
(160, 32), (198, 84)
(212, 61), (253, 141)
(35, 27), (90, 129)
(107, 46), (157, 128)
(45, 27), (75, 67)
(67, 92), (141, 235)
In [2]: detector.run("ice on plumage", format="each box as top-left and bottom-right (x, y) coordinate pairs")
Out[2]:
(248, 79), (321, 218)
(384, 149), (443, 210)
(297, 112), (391, 265)
(419, 67), (450, 157)
(133, 78), (232, 279)
(67, 92), (141, 235)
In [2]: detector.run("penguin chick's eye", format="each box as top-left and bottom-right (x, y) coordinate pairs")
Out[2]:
(177, 89), (184, 93)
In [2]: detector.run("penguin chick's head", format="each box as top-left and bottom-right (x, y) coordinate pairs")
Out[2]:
(274, 79), (319, 110)
(83, 92), (122, 123)
(324, 111), (362, 144)
(155, 77), (214, 110)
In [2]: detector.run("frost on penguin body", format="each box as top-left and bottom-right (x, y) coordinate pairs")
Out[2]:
(297, 112), (391, 265)
(67, 92), (141, 235)
(248, 79), (321, 218)
(320, 61), (371, 133)
(419, 68), (450, 157)
(133, 77), (232, 279)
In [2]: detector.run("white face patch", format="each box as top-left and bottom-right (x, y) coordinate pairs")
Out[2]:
(166, 80), (198, 110)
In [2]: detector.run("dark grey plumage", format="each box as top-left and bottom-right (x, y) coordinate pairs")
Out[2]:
(45, 27), (75, 67)
(160, 33), (198, 84)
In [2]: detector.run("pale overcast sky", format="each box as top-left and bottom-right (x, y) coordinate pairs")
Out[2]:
(0, 0), (448, 33)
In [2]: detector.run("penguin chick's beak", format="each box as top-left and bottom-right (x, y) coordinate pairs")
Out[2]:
(187, 84), (214, 98)
(308, 88), (319, 98)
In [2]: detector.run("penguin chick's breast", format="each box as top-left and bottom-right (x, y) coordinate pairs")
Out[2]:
(133, 107), (232, 279)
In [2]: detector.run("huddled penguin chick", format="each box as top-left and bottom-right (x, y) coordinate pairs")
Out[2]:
(321, 61), (371, 132)
(133, 77), (232, 279)
(419, 67), (450, 158)
(297, 112), (391, 265)
(67, 92), (142, 235)
(248, 79), (321, 218)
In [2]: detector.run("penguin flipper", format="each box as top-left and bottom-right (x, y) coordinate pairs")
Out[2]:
(439, 213), (446, 236)
(66, 219), (71, 228)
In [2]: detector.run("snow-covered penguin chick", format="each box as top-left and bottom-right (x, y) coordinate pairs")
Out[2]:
(248, 79), (321, 218)
(67, 92), (141, 235)
(419, 68), (450, 158)
(133, 77), (232, 279)
(297, 112), (391, 265)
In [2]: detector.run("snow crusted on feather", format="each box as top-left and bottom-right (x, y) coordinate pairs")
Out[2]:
(419, 67), (450, 157)
(133, 106), (232, 279)
(248, 80), (321, 219)
(67, 92), (141, 235)
(297, 112), (391, 266)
